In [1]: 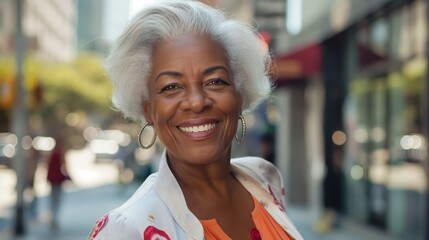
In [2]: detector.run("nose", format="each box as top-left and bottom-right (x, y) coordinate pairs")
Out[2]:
(181, 86), (212, 113)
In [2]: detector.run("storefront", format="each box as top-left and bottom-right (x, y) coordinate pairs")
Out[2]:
(273, 0), (427, 237)
(341, 0), (427, 238)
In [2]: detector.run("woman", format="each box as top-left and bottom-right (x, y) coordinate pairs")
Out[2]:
(47, 137), (69, 230)
(89, 1), (302, 239)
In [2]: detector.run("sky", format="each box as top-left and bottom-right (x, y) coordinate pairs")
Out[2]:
(129, 0), (156, 18)
(102, 0), (130, 43)
(102, 0), (157, 44)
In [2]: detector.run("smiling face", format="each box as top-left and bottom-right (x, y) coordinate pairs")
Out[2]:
(143, 35), (242, 166)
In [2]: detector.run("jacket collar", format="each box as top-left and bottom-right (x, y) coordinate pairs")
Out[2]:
(231, 162), (303, 240)
(154, 150), (204, 239)
(154, 150), (302, 240)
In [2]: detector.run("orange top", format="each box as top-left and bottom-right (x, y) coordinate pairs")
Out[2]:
(200, 196), (292, 240)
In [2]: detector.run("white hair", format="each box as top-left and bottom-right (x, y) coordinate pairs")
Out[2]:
(105, 0), (273, 122)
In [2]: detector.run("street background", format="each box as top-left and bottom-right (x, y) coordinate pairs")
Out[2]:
(0, 0), (427, 239)
(0, 156), (398, 240)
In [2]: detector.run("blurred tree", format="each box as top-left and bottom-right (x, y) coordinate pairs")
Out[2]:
(40, 53), (112, 112)
(0, 53), (117, 147)
(0, 53), (112, 111)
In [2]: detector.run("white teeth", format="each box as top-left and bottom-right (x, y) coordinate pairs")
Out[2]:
(179, 123), (217, 133)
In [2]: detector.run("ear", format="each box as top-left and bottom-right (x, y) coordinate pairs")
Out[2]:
(142, 100), (153, 123)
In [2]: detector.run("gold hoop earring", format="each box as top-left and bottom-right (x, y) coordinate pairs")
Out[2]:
(138, 122), (157, 149)
(235, 115), (246, 144)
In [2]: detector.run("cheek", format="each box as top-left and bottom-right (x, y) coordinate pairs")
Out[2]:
(221, 93), (242, 114)
(150, 98), (178, 124)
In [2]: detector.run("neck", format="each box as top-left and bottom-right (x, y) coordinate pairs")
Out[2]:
(167, 152), (234, 198)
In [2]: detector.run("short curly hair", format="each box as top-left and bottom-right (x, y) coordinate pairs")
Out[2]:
(105, 0), (273, 122)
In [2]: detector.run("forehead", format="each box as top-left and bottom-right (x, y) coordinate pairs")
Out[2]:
(151, 35), (229, 70)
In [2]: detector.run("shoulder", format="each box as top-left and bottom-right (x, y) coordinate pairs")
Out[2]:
(231, 156), (283, 188)
(89, 173), (177, 240)
(231, 156), (286, 211)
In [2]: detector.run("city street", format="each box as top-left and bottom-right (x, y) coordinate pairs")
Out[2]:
(0, 147), (123, 240)
(0, 0), (427, 239)
(0, 183), (140, 240)
(0, 148), (397, 240)
(0, 182), (397, 240)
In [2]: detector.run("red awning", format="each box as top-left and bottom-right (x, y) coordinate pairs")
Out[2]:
(273, 43), (321, 82)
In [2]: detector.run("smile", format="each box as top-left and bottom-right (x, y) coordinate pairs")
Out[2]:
(179, 123), (217, 133)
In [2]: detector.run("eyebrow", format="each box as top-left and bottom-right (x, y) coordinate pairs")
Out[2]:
(203, 65), (229, 75)
(155, 71), (182, 81)
(155, 65), (229, 81)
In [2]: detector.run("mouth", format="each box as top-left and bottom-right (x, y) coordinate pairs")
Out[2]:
(178, 123), (218, 133)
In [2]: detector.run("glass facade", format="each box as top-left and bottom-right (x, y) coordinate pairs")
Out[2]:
(344, 0), (427, 238)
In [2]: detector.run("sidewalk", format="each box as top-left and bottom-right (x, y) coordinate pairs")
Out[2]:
(287, 206), (398, 240)
(0, 182), (140, 240)
(0, 182), (397, 240)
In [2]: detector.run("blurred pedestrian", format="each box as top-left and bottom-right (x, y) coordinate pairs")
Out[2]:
(25, 147), (40, 219)
(89, 1), (302, 239)
(46, 137), (69, 230)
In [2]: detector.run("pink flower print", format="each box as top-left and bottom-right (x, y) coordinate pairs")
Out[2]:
(143, 226), (171, 240)
(250, 228), (261, 240)
(259, 162), (284, 186)
(90, 214), (109, 239)
(260, 163), (277, 184)
(268, 185), (285, 212)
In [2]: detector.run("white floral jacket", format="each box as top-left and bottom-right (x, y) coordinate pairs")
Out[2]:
(88, 150), (303, 240)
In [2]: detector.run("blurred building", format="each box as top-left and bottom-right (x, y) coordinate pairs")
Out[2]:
(76, 0), (130, 55)
(271, 0), (428, 239)
(0, 0), (77, 132)
(103, 0), (131, 45)
(76, 0), (105, 54)
(0, 0), (77, 62)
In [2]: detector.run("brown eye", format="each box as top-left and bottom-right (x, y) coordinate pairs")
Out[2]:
(159, 83), (182, 93)
(205, 79), (230, 87)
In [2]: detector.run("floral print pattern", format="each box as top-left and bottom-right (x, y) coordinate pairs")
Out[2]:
(90, 214), (109, 240)
(87, 154), (303, 240)
(268, 185), (285, 212)
(143, 226), (171, 240)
